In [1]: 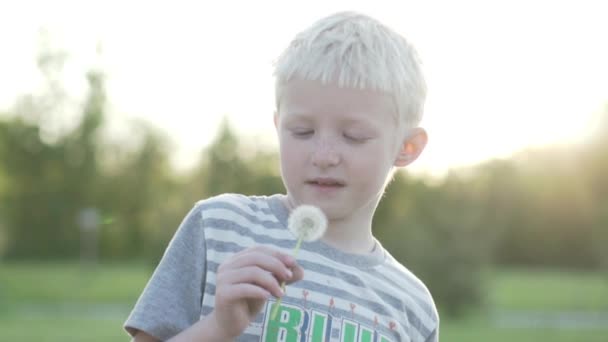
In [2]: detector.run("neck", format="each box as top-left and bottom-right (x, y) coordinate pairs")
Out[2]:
(282, 194), (379, 255)
(322, 225), (375, 255)
(322, 203), (377, 255)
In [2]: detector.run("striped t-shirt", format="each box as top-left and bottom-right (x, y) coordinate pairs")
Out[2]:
(124, 193), (439, 341)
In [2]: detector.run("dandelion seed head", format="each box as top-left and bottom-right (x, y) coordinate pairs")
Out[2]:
(288, 205), (327, 242)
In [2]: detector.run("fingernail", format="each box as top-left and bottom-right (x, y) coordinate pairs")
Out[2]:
(285, 269), (293, 279)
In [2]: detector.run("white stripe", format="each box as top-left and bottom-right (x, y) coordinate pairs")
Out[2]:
(205, 207), (285, 232)
(204, 247), (436, 327)
(203, 195), (280, 222)
(204, 224), (293, 246)
(377, 262), (435, 311)
(360, 268), (436, 321)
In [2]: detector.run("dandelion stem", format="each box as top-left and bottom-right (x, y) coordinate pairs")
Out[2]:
(270, 236), (304, 321)
(293, 237), (303, 258)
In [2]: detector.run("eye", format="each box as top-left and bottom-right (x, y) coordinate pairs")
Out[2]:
(292, 129), (314, 138)
(343, 133), (368, 143)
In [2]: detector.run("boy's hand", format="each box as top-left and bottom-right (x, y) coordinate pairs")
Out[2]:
(211, 246), (304, 339)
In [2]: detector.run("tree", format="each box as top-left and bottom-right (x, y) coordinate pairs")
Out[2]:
(0, 46), (105, 259)
(375, 171), (490, 317)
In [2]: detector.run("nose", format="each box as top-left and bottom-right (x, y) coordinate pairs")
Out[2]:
(311, 139), (340, 168)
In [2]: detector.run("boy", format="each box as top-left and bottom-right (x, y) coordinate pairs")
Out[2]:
(125, 11), (439, 341)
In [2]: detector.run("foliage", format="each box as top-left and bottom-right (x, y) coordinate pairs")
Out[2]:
(0, 67), (104, 259)
(0, 43), (607, 316)
(375, 173), (490, 316)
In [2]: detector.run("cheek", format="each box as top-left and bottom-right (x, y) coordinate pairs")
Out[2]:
(278, 139), (304, 171)
(279, 136), (301, 157)
(352, 145), (394, 175)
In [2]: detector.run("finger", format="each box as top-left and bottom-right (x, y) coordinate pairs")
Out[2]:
(217, 283), (271, 302)
(275, 252), (297, 268)
(286, 263), (304, 284)
(219, 266), (285, 298)
(232, 245), (283, 258)
(237, 245), (296, 266)
(222, 249), (294, 281)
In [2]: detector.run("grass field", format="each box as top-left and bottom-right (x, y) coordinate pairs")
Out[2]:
(1, 262), (607, 341)
(489, 268), (608, 311)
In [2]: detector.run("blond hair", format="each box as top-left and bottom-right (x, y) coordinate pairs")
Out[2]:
(274, 11), (426, 128)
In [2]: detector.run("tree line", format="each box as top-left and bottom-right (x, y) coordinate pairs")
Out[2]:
(1, 54), (606, 316)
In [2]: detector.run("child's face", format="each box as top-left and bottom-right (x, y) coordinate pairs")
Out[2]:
(275, 78), (404, 221)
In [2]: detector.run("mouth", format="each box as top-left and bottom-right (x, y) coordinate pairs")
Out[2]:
(306, 178), (346, 188)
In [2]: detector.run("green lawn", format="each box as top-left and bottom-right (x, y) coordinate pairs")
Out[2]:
(0, 261), (149, 341)
(0, 316), (126, 342)
(1, 262), (607, 341)
(489, 268), (608, 311)
(441, 313), (607, 342)
(0, 261), (149, 304)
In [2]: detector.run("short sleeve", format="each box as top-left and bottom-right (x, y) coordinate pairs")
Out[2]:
(124, 203), (207, 340)
(425, 327), (439, 342)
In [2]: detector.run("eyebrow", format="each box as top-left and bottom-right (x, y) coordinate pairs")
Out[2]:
(283, 110), (382, 130)
(281, 112), (313, 123)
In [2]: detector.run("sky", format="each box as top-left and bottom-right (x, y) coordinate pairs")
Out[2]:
(1, 0), (607, 176)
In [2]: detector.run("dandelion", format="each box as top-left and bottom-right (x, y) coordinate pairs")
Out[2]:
(287, 205), (327, 255)
(270, 205), (327, 320)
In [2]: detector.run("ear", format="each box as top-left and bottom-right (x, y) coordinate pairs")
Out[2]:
(394, 127), (428, 167)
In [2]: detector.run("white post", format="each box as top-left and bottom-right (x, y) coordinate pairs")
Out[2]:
(78, 207), (100, 269)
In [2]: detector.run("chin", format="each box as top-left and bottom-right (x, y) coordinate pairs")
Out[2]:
(313, 203), (350, 220)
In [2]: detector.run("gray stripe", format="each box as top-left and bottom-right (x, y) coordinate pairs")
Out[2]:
(291, 258), (434, 319)
(202, 304), (265, 324)
(369, 266), (436, 318)
(291, 279), (431, 337)
(203, 244), (434, 324)
(212, 194), (387, 268)
(206, 239), (250, 253)
(380, 261), (428, 293)
(267, 194), (386, 268)
(236, 333), (261, 341)
(205, 235), (295, 252)
(201, 267), (431, 338)
(199, 194), (436, 338)
(204, 259), (397, 315)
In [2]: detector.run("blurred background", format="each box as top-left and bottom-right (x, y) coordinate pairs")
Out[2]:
(0, 0), (607, 341)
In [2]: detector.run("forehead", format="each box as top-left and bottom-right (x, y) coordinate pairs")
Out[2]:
(279, 78), (397, 123)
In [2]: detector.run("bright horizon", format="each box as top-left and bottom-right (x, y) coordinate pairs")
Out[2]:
(1, 0), (607, 176)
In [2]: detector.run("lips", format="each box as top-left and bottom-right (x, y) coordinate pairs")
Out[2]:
(307, 178), (345, 187)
